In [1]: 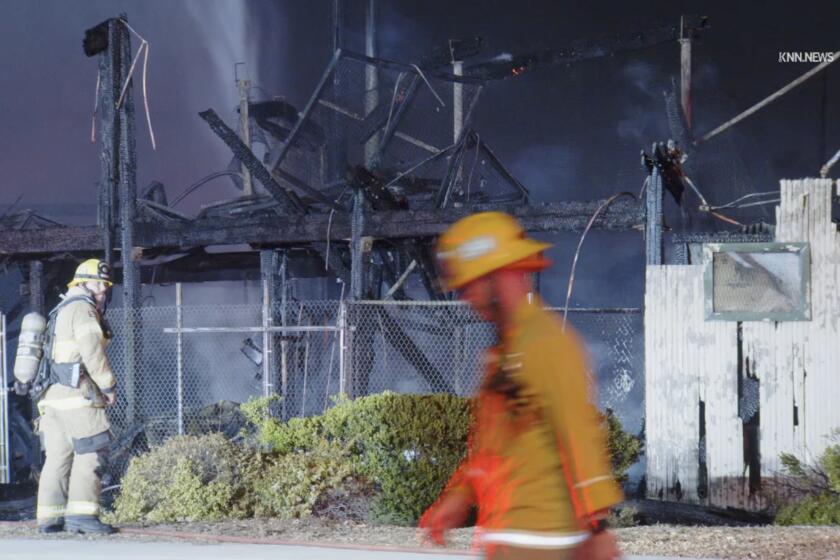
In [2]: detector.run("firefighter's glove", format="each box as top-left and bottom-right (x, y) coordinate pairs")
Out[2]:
(13, 381), (30, 396)
(418, 491), (470, 547)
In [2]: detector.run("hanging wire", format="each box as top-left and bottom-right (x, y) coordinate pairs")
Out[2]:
(325, 186), (352, 272)
(410, 63), (446, 108)
(117, 18), (156, 150)
(171, 171), (245, 207)
(382, 143), (456, 189)
(708, 191), (782, 210)
(562, 192), (635, 332)
(639, 172), (746, 226)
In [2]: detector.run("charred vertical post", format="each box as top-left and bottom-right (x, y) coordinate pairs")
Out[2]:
(90, 19), (121, 267)
(28, 261), (44, 316)
(117, 16), (140, 426)
(646, 166), (664, 265)
(326, 0), (346, 187)
(364, 0), (379, 167)
(350, 189), (366, 300)
(236, 63), (254, 196)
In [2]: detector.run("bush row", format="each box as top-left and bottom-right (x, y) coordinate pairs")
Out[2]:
(112, 392), (642, 526)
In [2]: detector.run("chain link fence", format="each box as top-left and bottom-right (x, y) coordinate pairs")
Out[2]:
(102, 300), (642, 477)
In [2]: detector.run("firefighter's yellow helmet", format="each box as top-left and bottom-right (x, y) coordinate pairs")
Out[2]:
(68, 259), (113, 288)
(436, 212), (552, 290)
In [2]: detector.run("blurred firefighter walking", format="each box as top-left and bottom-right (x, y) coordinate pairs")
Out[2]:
(14, 259), (118, 534)
(420, 212), (623, 560)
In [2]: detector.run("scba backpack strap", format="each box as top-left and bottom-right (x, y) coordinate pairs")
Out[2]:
(29, 295), (99, 398)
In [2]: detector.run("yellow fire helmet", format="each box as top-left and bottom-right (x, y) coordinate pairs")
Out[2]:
(68, 258), (114, 288)
(436, 211), (552, 290)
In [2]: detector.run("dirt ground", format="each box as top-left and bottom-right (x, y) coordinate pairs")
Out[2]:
(0, 519), (839, 559)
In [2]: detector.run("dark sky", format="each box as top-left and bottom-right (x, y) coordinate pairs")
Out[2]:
(0, 0), (837, 305)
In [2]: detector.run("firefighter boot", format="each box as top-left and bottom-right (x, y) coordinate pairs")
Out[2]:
(65, 515), (115, 535)
(37, 518), (64, 533)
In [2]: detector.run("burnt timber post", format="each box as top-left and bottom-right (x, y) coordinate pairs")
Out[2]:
(118, 17), (140, 426)
(91, 16), (140, 424)
(646, 166), (664, 265)
(28, 261), (44, 316)
(95, 20), (119, 267)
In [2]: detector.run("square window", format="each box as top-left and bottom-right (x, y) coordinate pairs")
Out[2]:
(703, 242), (811, 321)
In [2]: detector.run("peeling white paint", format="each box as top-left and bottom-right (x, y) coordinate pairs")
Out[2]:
(646, 179), (839, 510)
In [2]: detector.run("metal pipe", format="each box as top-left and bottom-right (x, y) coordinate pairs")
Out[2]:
(0, 314), (9, 483)
(453, 60), (464, 143)
(697, 51), (840, 145)
(679, 16), (692, 130)
(175, 283), (184, 435)
(338, 300), (347, 396)
(279, 253), (288, 417)
(332, 0), (343, 52)
(261, 279), (273, 398)
(163, 326), (341, 334)
(820, 148), (840, 178)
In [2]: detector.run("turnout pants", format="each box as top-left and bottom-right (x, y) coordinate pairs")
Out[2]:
(36, 402), (111, 524)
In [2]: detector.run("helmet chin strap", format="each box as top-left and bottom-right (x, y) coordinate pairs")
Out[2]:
(79, 282), (110, 314)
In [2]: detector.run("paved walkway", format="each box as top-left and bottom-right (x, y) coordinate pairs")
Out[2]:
(0, 538), (713, 559)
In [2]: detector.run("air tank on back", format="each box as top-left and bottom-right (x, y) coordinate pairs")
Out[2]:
(13, 312), (47, 384)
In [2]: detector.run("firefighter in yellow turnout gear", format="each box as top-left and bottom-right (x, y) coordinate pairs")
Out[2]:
(421, 213), (623, 560)
(35, 259), (117, 534)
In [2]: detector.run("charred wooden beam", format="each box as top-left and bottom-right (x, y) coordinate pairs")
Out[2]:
(198, 109), (307, 212)
(0, 199), (643, 255)
(0, 226), (104, 255)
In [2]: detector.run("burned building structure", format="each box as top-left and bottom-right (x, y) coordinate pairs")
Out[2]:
(0, 8), (654, 488)
(1, 5), (836, 519)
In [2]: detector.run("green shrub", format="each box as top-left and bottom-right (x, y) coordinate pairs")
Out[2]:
(244, 392), (471, 525)
(607, 505), (639, 528)
(110, 434), (255, 523)
(110, 430), (371, 523)
(773, 432), (840, 526)
(603, 409), (643, 484)
(241, 396), (321, 453)
(245, 393), (641, 526)
(776, 494), (840, 525)
(251, 439), (366, 519)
